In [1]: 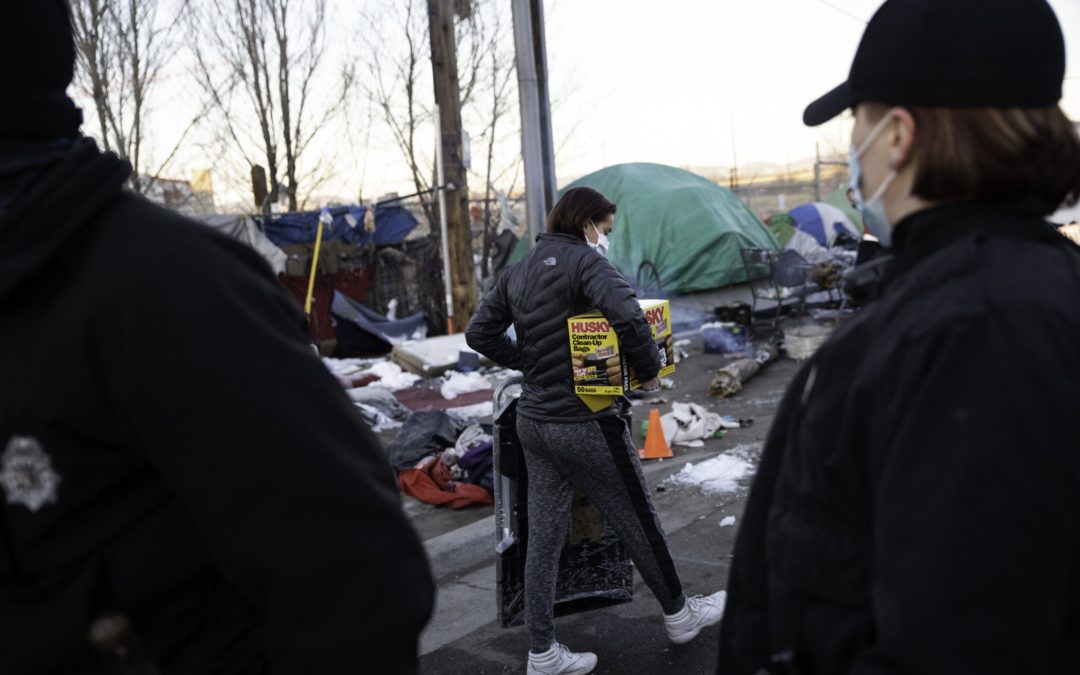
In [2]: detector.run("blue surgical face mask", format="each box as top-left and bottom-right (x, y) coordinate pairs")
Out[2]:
(588, 221), (610, 257)
(850, 114), (899, 248)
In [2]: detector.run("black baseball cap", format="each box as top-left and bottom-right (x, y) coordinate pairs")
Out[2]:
(804, 0), (1066, 127)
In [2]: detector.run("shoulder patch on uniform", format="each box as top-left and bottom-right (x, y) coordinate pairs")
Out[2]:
(0, 436), (61, 512)
(543, 257), (557, 266)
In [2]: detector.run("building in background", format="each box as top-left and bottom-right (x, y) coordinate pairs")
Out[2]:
(141, 169), (216, 217)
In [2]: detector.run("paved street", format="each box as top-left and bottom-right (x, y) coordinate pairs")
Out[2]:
(410, 329), (803, 675)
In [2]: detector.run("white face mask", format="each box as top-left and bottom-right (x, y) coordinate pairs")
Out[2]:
(587, 221), (610, 257)
(849, 113), (899, 248)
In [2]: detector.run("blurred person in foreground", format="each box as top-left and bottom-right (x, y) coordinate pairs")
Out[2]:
(0, 2), (433, 673)
(467, 187), (726, 675)
(717, 1), (1080, 673)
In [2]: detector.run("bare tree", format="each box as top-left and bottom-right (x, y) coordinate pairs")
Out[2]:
(71, 0), (193, 194)
(465, 3), (519, 278)
(357, 0), (490, 229)
(357, 0), (436, 226)
(187, 0), (349, 212)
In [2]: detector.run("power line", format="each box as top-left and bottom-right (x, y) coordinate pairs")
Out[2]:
(811, 0), (868, 25)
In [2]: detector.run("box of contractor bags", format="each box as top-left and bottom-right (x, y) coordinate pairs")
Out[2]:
(568, 299), (675, 397)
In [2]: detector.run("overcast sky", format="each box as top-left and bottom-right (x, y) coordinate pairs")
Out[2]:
(545, 0), (1080, 181)
(86, 0), (1080, 207)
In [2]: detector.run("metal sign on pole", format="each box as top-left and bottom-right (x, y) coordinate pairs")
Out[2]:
(434, 104), (455, 334)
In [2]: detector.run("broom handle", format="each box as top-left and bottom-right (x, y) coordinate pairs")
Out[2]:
(304, 218), (325, 316)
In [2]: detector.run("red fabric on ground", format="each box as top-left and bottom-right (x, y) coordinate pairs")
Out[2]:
(398, 456), (493, 509)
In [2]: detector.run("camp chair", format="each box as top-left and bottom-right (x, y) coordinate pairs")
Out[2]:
(770, 249), (829, 320)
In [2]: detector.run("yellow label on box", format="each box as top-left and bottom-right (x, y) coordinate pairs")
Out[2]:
(568, 300), (675, 406)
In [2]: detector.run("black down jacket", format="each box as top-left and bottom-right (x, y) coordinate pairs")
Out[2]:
(466, 232), (660, 421)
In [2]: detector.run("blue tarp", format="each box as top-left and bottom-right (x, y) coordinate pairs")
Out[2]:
(330, 290), (428, 356)
(262, 204), (419, 247)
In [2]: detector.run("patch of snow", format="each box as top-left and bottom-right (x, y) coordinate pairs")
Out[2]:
(321, 356), (383, 377)
(361, 361), (422, 391)
(441, 371), (492, 400)
(720, 516), (737, 528)
(448, 401), (494, 420)
(664, 444), (761, 494)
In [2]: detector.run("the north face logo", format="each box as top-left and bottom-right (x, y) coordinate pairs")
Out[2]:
(543, 257), (557, 266)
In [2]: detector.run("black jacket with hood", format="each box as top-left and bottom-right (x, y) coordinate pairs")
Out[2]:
(0, 139), (434, 674)
(466, 232), (660, 421)
(717, 203), (1080, 674)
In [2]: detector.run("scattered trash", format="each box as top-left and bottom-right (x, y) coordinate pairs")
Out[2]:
(660, 377), (677, 390)
(651, 402), (728, 448)
(714, 302), (752, 326)
(674, 339), (692, 348)
(720, 516), (737, 528)
(443, 424), (495, 494)
(709, 344), (779, 398)
(701, 322), (751, 355)
(347, 387), (411, 432)
(440, 371), (492, 400)
(719, 416), (754, 429)
(386, 410), (466, 470)
(677, 349), (691, 362)
(783, 324), (833, 361)
(629, 395), (669, 407)
(398, 455), (493, 509)
(808, 260), (842, 290)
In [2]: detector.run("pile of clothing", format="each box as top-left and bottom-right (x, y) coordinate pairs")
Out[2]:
(389, 411), (495, 509)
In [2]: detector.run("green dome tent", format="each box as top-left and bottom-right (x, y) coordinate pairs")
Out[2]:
(562, 163), (778, 294)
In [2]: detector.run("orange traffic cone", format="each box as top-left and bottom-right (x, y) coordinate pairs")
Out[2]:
(639, 408), (673, 460)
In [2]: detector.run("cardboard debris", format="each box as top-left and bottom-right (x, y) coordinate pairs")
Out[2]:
(391, 333), (490, 376)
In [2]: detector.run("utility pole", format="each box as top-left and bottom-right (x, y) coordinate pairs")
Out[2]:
(512, 0), (557, 242)
(428, 0), (477, 332)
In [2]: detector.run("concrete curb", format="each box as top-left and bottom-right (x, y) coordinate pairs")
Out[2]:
(423, 513), (496, 580)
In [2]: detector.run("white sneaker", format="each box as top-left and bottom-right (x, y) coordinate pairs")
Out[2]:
(526, 641), (598, 675)
(664, 590), (728, 644)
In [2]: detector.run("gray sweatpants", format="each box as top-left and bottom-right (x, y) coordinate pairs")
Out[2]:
(516, 413), (686, 653)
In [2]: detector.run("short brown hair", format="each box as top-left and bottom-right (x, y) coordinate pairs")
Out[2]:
(878, 104), (1080, 214)
(545, 187), (616, 239)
